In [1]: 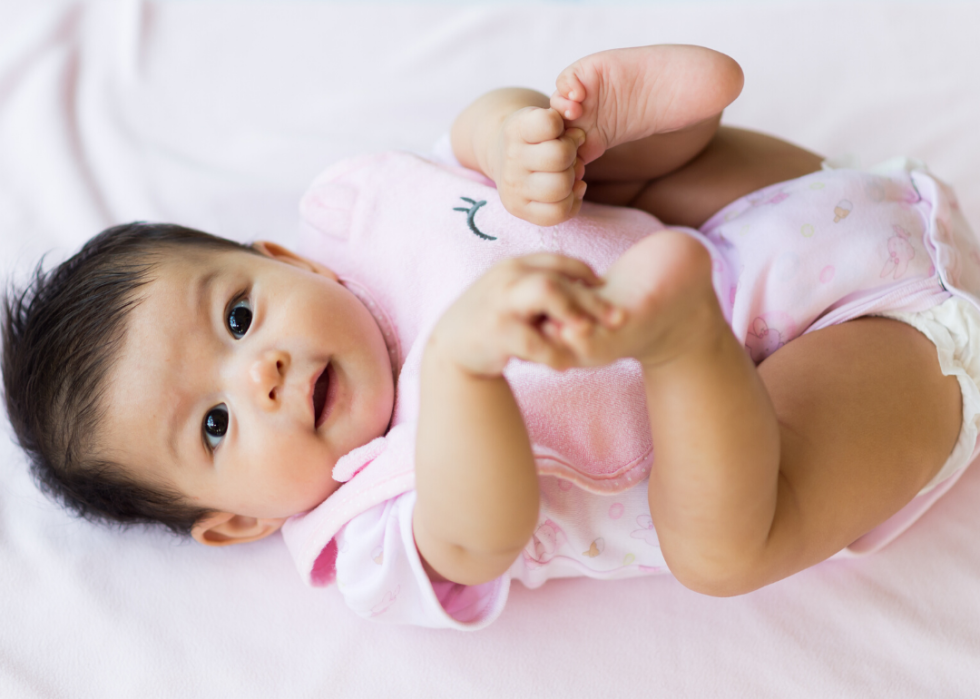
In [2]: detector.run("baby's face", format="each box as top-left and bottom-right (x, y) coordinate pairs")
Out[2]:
(100, 243), (395, 536)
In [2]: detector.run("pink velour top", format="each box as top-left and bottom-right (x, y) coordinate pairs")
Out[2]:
(280, 148), (980, 629)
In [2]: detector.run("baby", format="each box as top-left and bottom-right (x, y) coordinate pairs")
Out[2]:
(4, 45), (979, 629)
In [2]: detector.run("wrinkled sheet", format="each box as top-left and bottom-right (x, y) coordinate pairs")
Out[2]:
(2, 1), (980, 697)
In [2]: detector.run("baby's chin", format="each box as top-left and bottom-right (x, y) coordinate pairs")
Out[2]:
(230, 478), (342, 522)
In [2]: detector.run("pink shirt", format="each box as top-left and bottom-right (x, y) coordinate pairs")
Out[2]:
(281, 149), (980, 628)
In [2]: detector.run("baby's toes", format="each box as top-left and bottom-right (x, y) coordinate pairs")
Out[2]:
(555, 65), (587, 103)
(550, 91), (584, 121)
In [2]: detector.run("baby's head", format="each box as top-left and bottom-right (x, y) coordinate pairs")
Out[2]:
(2, 223), (394, 546)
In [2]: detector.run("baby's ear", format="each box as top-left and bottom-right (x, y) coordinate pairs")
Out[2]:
(191, 512), (286, 547)
(252, 240), (338, 281)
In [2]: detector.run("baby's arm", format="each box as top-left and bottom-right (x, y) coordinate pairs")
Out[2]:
(413, 254), (622, 585)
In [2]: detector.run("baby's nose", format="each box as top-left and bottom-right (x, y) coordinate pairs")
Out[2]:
(249, 350), (290, 405)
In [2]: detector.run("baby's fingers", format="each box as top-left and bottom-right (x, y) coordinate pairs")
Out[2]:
(522, 184), (586, 227)
(512, 269), (622, 329)
(523, 135), (582, 173)
(560, 279), (624, 329)
(533, 313), (618, 370)
(510, 322), (578, 370)
(523, 170), (577, 203)
(517, 107), (565, 145)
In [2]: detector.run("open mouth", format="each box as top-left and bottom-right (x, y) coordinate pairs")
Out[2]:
(312, 363), (332, 428)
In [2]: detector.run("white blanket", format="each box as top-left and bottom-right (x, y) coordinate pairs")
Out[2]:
(2, 1), (980, 696)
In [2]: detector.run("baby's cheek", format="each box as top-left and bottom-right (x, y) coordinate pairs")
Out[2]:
(258, 442), (332, 512)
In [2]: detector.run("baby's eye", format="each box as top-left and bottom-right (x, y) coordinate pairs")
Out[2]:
(227, 298), (252, 339)
(203, 404), (229, 450)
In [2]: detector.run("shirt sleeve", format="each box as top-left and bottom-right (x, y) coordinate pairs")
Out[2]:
(334, 490), (510, 629)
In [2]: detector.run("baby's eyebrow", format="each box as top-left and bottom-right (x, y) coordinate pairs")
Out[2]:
(193, 270), (221, 319)
(165, 268), (222, 463)
(167, 393), (192, 464)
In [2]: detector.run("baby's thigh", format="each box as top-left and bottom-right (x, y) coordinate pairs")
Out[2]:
(755, 316), (961, 572)
(600, 127), (824, 229)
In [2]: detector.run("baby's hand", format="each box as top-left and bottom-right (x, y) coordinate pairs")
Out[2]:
(427, 253), (623, 377)
(486, 108), (587, 228)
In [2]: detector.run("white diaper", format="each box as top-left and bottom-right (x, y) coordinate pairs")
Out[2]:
(880, 295), (980, 494)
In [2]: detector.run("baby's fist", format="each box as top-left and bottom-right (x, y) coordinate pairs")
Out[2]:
(488, 107), (587, 227)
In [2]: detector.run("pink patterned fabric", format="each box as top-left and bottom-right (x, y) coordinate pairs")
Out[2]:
(280, 151), (980, 627)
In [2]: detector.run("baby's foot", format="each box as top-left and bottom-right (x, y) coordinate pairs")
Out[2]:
(551, 45), (743, 165)
(585, 231), (720, 368)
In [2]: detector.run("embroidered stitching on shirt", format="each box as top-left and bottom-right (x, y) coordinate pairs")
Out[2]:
(453, 197), (495, 240)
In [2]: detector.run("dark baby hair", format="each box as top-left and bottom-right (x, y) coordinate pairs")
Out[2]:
(1, 222), (258, 535)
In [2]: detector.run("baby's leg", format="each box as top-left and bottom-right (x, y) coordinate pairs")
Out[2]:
(736, 317), (961, 590)
(586, 233), (962, 597)
(588, 127), (825, 228)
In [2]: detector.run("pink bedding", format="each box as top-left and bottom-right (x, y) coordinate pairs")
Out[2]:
(2, 1), (979, 696)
